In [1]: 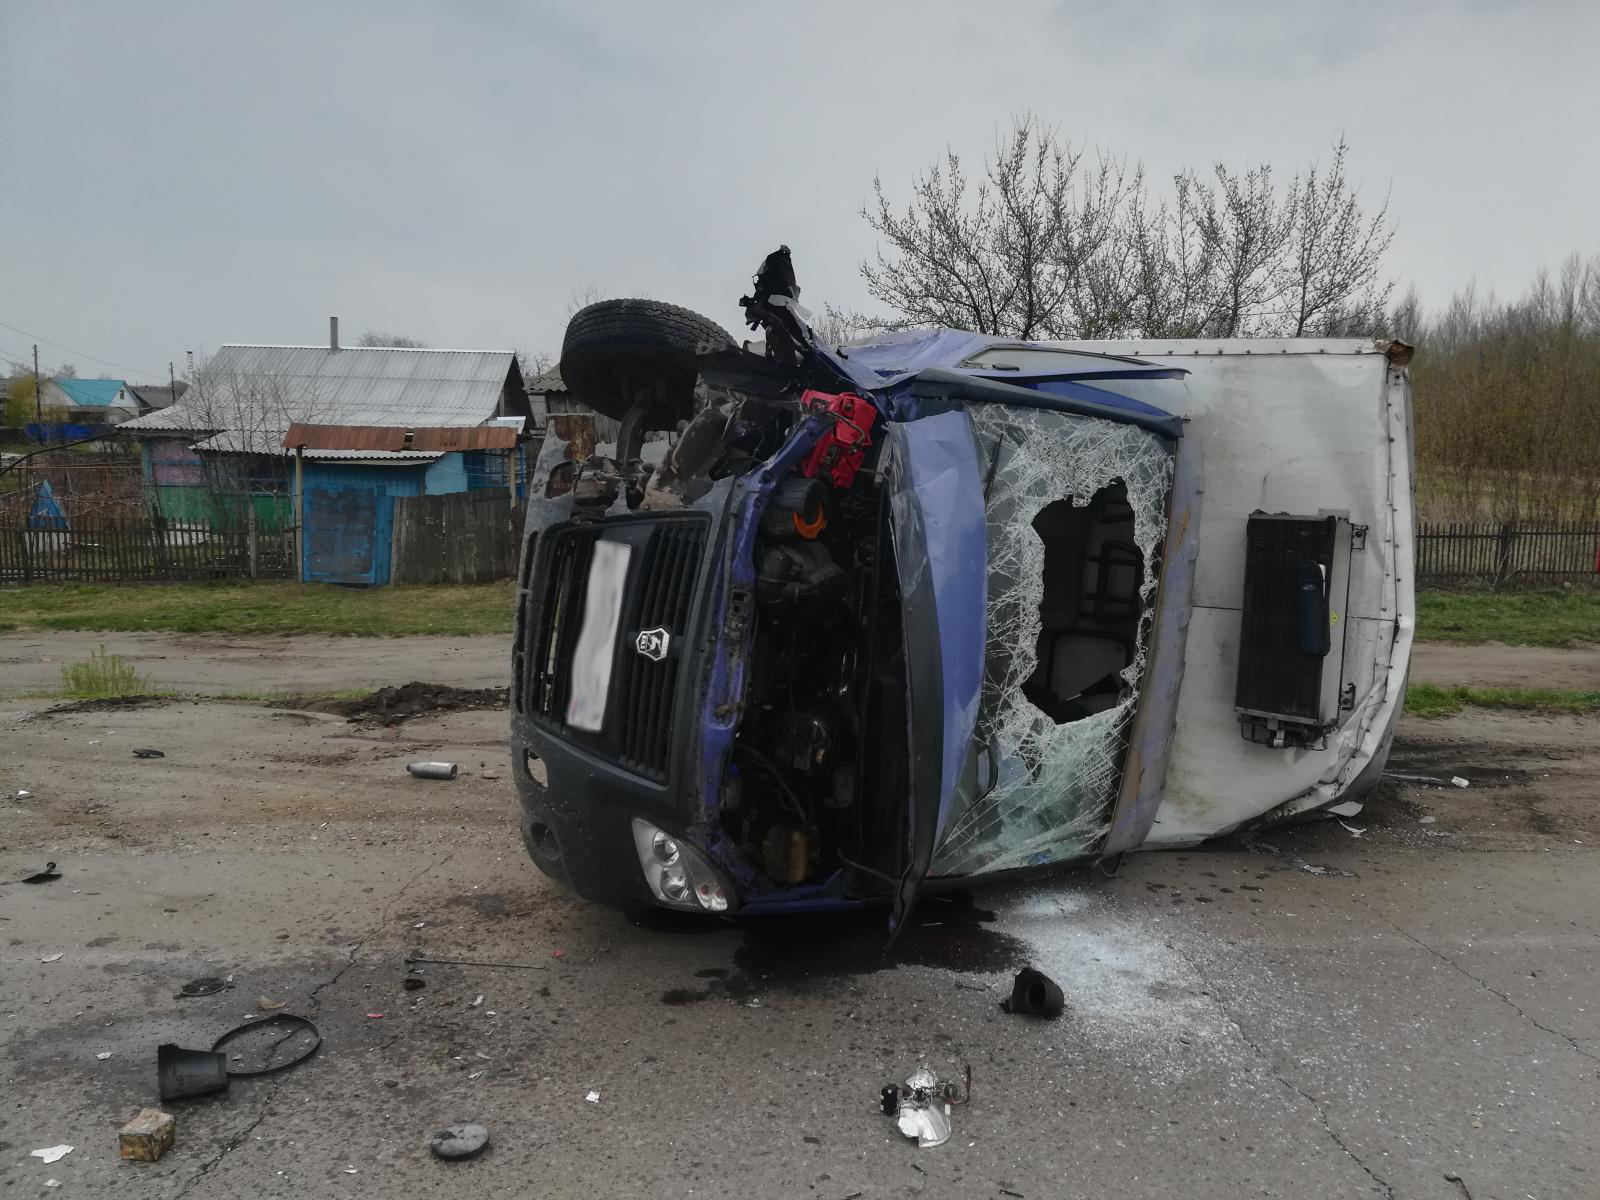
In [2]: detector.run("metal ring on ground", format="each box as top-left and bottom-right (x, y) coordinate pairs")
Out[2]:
(211, 1013), (322, 1078)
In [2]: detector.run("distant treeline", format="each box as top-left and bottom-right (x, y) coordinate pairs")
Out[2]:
(1410, 254), (1600, 524)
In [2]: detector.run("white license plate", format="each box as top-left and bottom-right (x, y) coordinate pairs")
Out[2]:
(564, 540), (633, 733)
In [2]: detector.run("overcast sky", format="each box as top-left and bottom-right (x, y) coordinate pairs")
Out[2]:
(2, 0), (1596, 383)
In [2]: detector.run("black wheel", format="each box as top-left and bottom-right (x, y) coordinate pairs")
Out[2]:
(559, 299), (735, 423)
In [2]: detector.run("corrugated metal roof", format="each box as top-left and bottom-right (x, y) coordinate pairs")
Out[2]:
(282, 422), (519, 452)
(122, 344), (519, 452)
(529, 369), (567, 393)
(53, 378), (134, 408)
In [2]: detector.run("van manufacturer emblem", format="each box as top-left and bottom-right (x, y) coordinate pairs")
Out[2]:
(635, 627), (670, 662)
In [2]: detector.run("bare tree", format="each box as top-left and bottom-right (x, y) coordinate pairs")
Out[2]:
(856, 120), (1396, 342)
(1280, 138), (1394, 336)
(356, 332), (427, 348)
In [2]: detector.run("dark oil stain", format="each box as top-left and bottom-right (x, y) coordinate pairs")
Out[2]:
(730, 892), (1024, 992)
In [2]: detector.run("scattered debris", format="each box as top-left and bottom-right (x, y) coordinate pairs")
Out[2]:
(45, 1180), (60, 1188)
(132, 748), (165, 759)
(1000, 968), (1064, 1018)
(429, 1123), (490, 1161)
(405, 954), (547, 972)
(1290, 858), (1358, 878)
(403, 977), (426, 992)
(1337, 820), (1368, 838)
(30, 1146), (73, 1165)
(157, 1044), (230, 1101)
(470, 994), (484, 1008)
(1419, 815), (1438, 825)
(17, 861), (61, 885)
(16, 789), (31, 798)
(1451, 776), (1470, 788)
(367, 1012), (385, 1019)
(256, 996), (286, 1011)
(175, 976), (229, 999)
(119, 1109), (176, 1162)
(40, 952), (63, 963)
(551, 948), (565, 959)
(210, 1013), (322, 1078)
(884, 1067), (968, 1148)
(408, 761), (459, 780)
(585, 1090), (600, 1104)
(95, 1052), (113, 1061)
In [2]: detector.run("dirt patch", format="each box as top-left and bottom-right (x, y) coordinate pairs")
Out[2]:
(43, 695), (168, 715)
(285, 681), (508, 726)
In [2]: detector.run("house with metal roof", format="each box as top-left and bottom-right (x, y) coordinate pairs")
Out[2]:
(119, 321), (532, 583)
(40, 377), (142, 424)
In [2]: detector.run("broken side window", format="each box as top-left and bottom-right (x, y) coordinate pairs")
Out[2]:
(931, 404), (1174, 876)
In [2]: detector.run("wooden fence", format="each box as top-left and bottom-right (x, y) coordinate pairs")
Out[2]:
(391, 491), (523, 584)
(1416, 521), (1600, 586)
(0, 517), (296, 583)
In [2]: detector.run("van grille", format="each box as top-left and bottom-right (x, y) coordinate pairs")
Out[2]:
(523, 516), (709, 782)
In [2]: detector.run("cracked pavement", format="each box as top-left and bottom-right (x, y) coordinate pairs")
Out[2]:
(2, 637), (1597, 1198)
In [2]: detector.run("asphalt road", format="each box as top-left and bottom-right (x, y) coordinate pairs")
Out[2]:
(1, 644), (1596, 1198)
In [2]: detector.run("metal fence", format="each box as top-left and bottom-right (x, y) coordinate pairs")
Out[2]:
(0, 516), (296, 584)
(1416, 521), (1600, 586)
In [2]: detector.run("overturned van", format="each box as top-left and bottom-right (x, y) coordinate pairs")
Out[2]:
(511, 248), (1415, 933)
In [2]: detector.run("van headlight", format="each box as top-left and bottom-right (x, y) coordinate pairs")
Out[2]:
(631, 819), (737, 913)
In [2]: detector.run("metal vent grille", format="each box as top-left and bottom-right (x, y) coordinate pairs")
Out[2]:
(616, 521), (704, 779)
(521, 515), (709, 782)
(1235, 515), (1339, 722)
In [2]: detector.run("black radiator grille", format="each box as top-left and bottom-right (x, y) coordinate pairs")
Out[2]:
(522, 516), (709, 782)
(1235, 515), (1337, 721)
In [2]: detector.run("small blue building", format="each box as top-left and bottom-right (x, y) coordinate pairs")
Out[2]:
(120, 326), (531, 584)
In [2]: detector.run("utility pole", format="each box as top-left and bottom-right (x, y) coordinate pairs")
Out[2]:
(169, 361), (177, 399)
(32, 344), (41, 421)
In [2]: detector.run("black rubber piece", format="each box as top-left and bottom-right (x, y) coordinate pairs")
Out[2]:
(1000, 967), (1065, 1018)
(559, 299), (735, 422)
(211, 1013), (322, 1077)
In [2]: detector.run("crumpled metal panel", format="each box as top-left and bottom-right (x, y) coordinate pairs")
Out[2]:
(931, 404), (1174, 875)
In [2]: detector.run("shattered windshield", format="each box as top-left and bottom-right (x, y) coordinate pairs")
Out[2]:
(931, 404), (1174, 875)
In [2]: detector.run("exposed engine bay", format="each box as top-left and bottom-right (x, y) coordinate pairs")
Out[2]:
(547, 250), (912, 896)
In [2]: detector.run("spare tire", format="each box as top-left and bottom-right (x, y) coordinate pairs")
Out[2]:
(559, 299), (736, 423)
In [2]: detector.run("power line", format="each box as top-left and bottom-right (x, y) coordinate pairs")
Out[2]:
(0, 317), (166, 381)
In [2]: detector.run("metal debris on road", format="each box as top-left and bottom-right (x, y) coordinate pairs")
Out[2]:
(1451, 776), (1470, 788)
(1000, 968), (1065, 1018)
(119, 1109), (176, 1162)
(30, 1146), (74, 1164)
(95, 1051), (113, 1060)
(17, 861), (61, 885)
(403, 977), (426, 992)
(585, 1090), (600, 1104)
(404, 954), (547, 972)
(176, 976), (229, 999)
(40, 952), (63, 963)
(407, 761), (460, 780)
(157, 1043), (230, 1101)
(429, 1123), (490, 1161)
(885, 1068), (964, 1148)
(470, 994), (484, 1007)
(132, 748), (165, 759)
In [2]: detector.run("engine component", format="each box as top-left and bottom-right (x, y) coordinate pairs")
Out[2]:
(761, 824), (812, 885)
(760, 475), (829, 541)
(829, 761), (856, 809)
(801, 390), (877, 489)
(756, 541), (845, 606)
(773, 710), (833, 775)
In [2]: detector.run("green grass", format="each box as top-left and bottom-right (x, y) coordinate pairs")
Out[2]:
(1416, 589), (1600, 648)
(60, 644), (151, 699)
(0, 581), (516, 637)
(1405, 682), (1600, 718)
